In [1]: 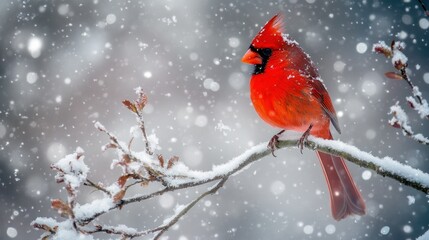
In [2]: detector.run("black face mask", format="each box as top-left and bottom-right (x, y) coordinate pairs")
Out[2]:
(249, 45), (272, 75)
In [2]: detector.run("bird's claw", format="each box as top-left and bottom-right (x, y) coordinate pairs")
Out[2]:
(267, 130), (285, 157)
(298, 124), (313, 154)
(268, 135), (280, 157)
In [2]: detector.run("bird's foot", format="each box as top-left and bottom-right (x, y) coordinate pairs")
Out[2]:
(298, 124), (313, 154)
(268, 130), (285, 157)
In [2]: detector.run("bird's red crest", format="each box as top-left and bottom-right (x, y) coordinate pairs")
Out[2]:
(251, 14), (286, 49)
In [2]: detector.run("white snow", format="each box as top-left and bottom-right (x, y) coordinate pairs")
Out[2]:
(74, 197), (114, 220)
(163, 204), (186, 224)
(407, 87), (429, 119)
(362, 170), (372, 180)
(52, 147), (88, 191)
(417, 229), (429, 240)
(406, 195), (415, 205)
(270, 180), (286, 195)
(391, 50), (408, 67)
(28, 37), (43, 58)
(419, 18), (429, 29)
(390, 102), (429, 144)
(380, 226), (390, 235)
(106, 14), (116, 24)
(106, 224), (138, 235)
(26, 72), (38, 84)
(356, 42), (368, 54)
(6, 227), (17, 238)
(303, 225), (314, 234)
(32, 218), (94, 240)
(94, 121), (106, 131)
(281, 33), (299, 46)
(228, 37), (240, 48)
(309, 136), (429, 189)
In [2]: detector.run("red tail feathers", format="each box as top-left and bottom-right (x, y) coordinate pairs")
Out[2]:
(316, 150), (366, 220)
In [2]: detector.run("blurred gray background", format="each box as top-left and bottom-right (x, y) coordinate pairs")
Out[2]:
(1, 0), (429, 239)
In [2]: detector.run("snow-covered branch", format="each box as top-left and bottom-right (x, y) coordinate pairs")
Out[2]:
(33, 89), (429, 239)
(373, 40), (429, 145)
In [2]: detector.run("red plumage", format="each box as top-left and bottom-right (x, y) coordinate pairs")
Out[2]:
(242, 14), (365, 220)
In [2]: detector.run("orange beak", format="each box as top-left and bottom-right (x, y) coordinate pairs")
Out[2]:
(241, 49), (262, 65)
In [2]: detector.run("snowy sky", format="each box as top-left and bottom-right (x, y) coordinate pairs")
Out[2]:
(1, 0), (429, 239)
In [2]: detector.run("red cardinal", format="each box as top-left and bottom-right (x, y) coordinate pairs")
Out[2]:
(241, 14), (365, 220)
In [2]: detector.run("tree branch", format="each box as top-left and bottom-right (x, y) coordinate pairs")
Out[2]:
(77, 136), (429, 227)
(34, 88), (429, 239)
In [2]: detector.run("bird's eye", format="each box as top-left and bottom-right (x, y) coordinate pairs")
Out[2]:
(259, 48), (272, 57)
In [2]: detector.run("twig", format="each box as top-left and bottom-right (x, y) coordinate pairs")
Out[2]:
(373, 40), (429, 145)
(136, 111), (153, 155)
(85, 179), (111, 196)
(389, 103), (429, 145)
(417, 0), (429, 17)
(82, 178), (228, 239)
(152, 177), (228, 239)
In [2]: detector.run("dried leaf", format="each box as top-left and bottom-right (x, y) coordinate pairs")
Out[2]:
(390, 121), (401, 128)
(158, 154), (165, 168)
(33, 223), (55, 233)
(167, 156), (179, 169)
(407, 100), (415, 109)
(102, 143), (117, 151)
(122, 154), (131, 164)
(51, 199), (73, 217)
(113, 189), (126, 202)
(117, 175), (130, 188)
(384, 72), (403, 80)
(373, 44), (392, 58)
(122, 100), (137, 113)
(393, 60), (406, 70)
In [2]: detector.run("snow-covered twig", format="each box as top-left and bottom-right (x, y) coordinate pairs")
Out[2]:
(389, 103), (429, 145)
(373, 40), (429, 145)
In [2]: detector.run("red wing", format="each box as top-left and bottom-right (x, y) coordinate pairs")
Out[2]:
(309, 79), (341, 134)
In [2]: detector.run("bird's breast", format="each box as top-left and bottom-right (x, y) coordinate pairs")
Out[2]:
(250, 72), (327, 133)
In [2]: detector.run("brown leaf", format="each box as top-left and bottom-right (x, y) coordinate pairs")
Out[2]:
(113, 189), (126, 202)
(51, 199), (73, 217)
(33, 223), (55, 233)
(117, 175), (130, 188)
(167, 156), (179, 169)
(384, 72), (403, 80)
(158, 154), (165, 168)
(373, 45), (392, 58)
(122, 154), (131, 164)
(393, 60), (406, 70)
(407, 100), (415, 109)
(390, 121), (401, 128)
(122, 100), (137, 113)
(103, 143), (117, 150)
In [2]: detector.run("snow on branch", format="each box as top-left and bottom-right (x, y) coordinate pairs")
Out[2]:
(373, 40), (429, 145)
(33, 88), (429, 239)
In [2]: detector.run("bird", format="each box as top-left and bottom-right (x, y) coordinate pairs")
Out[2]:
(241, 13), (366, 220)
